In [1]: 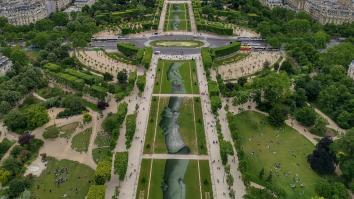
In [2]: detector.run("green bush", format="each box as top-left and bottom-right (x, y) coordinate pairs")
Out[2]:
(201, 48), (213, 71)
(117, 43), (139, 57)
(213, 42), (241, 58)
(141, 47), (152, 68)
(220, 140), (234, 165)
(210, 96), (222, 113)
(208, 80), (220, 96)
(197, 23), (233, 35)
(87, 185), (105, 199)
(94, 160), (112, 185)
(114, 152), (128, 180)
(137, 75), (146, 92)
(125, 114), (136, 149)
(0, 138), (14, 160)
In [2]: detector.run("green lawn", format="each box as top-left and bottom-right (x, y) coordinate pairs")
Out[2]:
(149, 40), (204, 48)
(229, 111), (323, 198)
(164, 3), (190, 31)
(144, 97), (207, 154)
(30, 158), (95, 199)
(214, 52), (249, 66)
(92, 147), (112, 164)
(153, 59), (199, 94)
(71, 128), (92, 152)
(94, 131), (111, 147)
(136, 159), (213, 199)
(43, 125), (60, 139)
(59, 122), (79, 139)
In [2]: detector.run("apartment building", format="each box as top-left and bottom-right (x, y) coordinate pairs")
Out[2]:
(0, 54), (12, 76)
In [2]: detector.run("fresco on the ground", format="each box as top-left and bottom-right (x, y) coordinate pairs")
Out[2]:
(159, 62), (190, 199)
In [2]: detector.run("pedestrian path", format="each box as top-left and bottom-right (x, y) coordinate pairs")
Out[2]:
(152, 93), (200, 97)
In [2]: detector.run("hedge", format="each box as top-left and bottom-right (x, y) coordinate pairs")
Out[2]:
(197, 23), (233, 35)
(114, 152), (128, 180)
(117, 43), (139, 57)
(141, 47), (153, 68)
(94, 160), (112, 185)
(220, 140), (234, 165)
(87, 185), (105, 199)
(201, 48), (213, 71)
(137, 75), (146, 92)
(43, 63), (61, 72)
(208, 80), (220, 96)
(125, 114), (136, 149)
(117, 102), (128, 124)
(213, 42), (241, 58)
(210, 95), (222, 113)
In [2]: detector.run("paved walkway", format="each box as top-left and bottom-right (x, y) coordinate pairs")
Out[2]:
(143, 154), (209, 160)
(158, 0), (168, 32)
(218, 103), (246, 198)
(195, 55), (230, 198)
(118, 55), (159, 199)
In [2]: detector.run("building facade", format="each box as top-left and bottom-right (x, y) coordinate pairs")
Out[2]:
(0, 54), (13, 76)
(348, 61), (354, 80)
(260, 0), (284, 8)
(0, 0), (72, 25)
(0, 0), (49, 25)
(304, 0), (354, 24)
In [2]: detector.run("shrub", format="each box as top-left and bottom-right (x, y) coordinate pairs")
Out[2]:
(0, 138), (14, 159)
(117, 43), (139, 57)
(114, 152), (128, 180)
(201, 48), (213, 71)
(87, 185), (105, 199)
(125, 114), (136, 149)
(141, 47), (152, 68)
(94, 160), (112, 185)
(137, 75), (146, 92)
(210, 96), (222, 113)
(208, 80), (220, 96)
(213, 42), (241, 58)
(220, 140), (234, 165)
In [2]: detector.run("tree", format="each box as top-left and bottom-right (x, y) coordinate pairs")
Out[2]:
(315, 181), (348, 199)
(268, 104), (289, 126)
(308, 137), (336, 175)
(295, 106), (316, 127)
(22, 104), (49, 130)
(7, 178), (30, 198)
(103, 72), (113, 81)
(87, 185), (105, 199)
(4, 110), (27, 133)
(294, 88), (307, 108)
(331, 128), (354, 186)
(0, 168), (11, 185)
(94, 160), (111, 185)
(18, 133), (34, 145)
(237, 77), (247, 86)
(117, 70), (128, 84)
(31, 32), (50, 49)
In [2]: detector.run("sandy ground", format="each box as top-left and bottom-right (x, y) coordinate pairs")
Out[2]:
(75, 50), (135, 77)
(218, 51), (282, 80)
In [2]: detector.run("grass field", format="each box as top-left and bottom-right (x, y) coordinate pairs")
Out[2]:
(153, 59), (199, 94)
(71, 128), (92, 152)
(149, 40), (204, 48)
(144, 97), (207, 155)
(59, 122), (79, 139)
(164, 3), (190, 31)
(30, 158), (95, 199)
(136, 159), (212, 199)
(229, 111), (323, 198)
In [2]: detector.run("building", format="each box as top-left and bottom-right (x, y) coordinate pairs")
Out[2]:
(304, 0), (354, 24)
(0, 0), (72, 25)
(0, 0), (49, 25)
(348, 61), (354, 80)
(286, 0), (306, 10)
(74, 0), (95, 9)
(0, 54), (13, 76)
(47, 0), (72, 13)
(260, 0), (284, 8)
